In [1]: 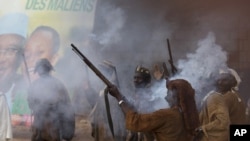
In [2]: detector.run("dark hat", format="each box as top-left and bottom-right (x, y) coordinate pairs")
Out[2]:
(135, 65), (151, 84)
(135, 65), (150, 75)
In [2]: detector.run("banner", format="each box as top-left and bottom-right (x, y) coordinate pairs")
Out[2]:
(0, 0), (96, 37)
(0, 0), (97, 126)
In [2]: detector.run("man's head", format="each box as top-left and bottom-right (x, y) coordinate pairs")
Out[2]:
(219, 68), (241, 91)
(0, 13), (28, 82)
(215, 72), (237, 94)
(133, 65), (151, 88)
(25, 26), (60, 74)
(34, 58), (54, 76)
(166, 79), (195, 107)
(166, 79), (199, 134)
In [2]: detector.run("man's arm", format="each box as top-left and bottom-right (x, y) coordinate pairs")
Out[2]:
(107, 85), (136, 115)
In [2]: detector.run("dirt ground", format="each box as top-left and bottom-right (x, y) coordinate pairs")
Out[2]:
(12, 116), (93, 141)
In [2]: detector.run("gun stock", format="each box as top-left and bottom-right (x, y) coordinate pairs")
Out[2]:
(71, 44), (113, 87)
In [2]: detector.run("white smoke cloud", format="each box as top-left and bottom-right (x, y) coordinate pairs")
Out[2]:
(172, 32), (228, 102)
(93, 4), (126, 48)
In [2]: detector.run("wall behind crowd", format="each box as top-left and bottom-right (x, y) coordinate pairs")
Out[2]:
(92, 0), (250, 102)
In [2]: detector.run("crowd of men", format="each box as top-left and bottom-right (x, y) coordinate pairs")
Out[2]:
(0, 12), (250, 141)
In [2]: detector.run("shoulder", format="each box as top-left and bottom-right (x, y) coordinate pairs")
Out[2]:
(207, 91), (223, 99)
(224, 91), (237, 101)
(44, 75), (66, 88)
(206, 92), (225, 105)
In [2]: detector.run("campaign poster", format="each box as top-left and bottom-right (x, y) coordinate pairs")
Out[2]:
(0, 0), (97, 126)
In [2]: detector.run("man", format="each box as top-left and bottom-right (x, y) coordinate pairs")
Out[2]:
(27, 58), (75, 141)
(132, 65), (160, 113)
(107, 79), (200, 141)
(222, 70), (247, 124)
(128, 65), (175, 141)
(0, 12), (29, 140)
(198, 73), (232, 141)
(89, 60), (126, 141)
(125, 66), (154, 141)
(25, 25), (60, 81)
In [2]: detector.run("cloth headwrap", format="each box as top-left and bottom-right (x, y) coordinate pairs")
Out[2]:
(0, 13), (28, 38)
(167, 79), (200, 135)
(219, 68), (241, 90)
(228, 68), (241, 90)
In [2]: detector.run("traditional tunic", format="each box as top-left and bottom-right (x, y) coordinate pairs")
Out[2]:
(224, 91), (247, 124)
(127, 87), (163, 141)
(0, 85), (14, 141)
(199, 91), (230, 141)
(126, 107), (192, 141)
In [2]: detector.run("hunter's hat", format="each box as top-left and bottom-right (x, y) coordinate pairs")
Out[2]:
(135, 65), (151, 84)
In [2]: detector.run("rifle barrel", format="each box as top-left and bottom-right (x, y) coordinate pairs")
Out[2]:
(71, 44), (113, 87)
(166, 39), (177, 74)
(167, 39), (173, 61)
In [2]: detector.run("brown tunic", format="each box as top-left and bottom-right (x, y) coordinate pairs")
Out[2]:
(224, 91), (247, 124)
(199, 91), (230, 141)
(125, 107), (192, 141)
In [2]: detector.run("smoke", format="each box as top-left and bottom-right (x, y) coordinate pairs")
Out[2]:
(92, 4), (126, 49)
(172, 32), (228, 103)
(26, 0), (248, 135)
(58, 1), (176, 135)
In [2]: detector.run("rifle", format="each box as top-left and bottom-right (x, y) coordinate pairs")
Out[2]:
(71, 43), (115, 138)
(71, 44), (113, 87)
(166, 38), (177, 75)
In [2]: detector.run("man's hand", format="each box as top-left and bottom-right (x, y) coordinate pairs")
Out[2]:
(108, 85), (136, 114)
(195, 127), (203, 134)
(107, 85), (122, 100)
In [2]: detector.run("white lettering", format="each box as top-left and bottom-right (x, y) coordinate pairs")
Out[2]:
(234, 129), (247, 136)
(234, 129), (241, 136)
(241, 129), (247, 136)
